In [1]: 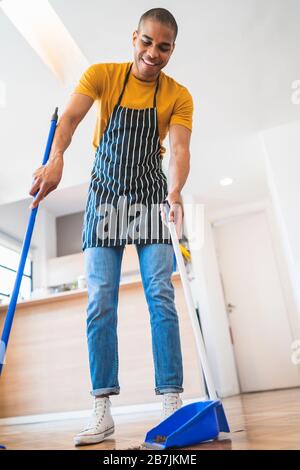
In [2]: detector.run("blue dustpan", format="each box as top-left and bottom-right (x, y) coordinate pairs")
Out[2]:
(144, 400), (229, 449)
(144, 204), (230, 449)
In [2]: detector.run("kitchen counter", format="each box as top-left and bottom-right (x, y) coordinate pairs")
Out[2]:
(0, 271), (203, 418)
(0, 272), (180, 312)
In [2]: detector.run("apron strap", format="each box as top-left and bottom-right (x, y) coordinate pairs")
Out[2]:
(153, 74), (160, 108)
(117, 63), (133, 106)
(117, 62), (160, 108)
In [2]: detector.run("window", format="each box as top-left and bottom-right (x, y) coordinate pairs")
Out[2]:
(0, 244), (32, 303)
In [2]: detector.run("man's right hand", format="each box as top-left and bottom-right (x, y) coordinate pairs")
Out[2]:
(29, 157), (64, 209)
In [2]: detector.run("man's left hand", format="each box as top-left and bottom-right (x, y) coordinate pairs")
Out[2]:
(160, 192), (184, 239)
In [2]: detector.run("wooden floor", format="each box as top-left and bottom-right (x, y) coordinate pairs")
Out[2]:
(1, 388), (300, 450)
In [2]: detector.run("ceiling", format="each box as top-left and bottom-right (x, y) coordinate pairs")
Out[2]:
(0, 0), (299, 216)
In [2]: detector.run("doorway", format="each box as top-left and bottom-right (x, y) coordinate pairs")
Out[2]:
(213, 210), (300, 392)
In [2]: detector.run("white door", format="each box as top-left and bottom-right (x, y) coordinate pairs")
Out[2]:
(213, 211), (300, 392)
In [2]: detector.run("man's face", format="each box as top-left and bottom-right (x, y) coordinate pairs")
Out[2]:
(132, 19), (175, 80)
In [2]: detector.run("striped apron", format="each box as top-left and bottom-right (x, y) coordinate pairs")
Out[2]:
(82, 62), (171, 249)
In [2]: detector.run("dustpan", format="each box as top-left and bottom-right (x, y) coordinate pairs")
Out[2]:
(143, 202), (230, 449)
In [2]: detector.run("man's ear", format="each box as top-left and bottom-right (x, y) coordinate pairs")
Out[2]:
(132, 30), (138, 46)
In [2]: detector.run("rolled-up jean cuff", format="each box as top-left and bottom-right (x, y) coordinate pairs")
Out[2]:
(155, 387), (184, 395)
(90, 387), (120, 397)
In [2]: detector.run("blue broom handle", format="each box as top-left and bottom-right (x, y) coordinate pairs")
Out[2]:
(0, 108), (58, 375)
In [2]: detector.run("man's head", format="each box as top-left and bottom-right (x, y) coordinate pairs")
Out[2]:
(132, 8), (177, 81)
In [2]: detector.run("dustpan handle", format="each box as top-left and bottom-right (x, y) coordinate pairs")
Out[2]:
(162, 201), (218, 400)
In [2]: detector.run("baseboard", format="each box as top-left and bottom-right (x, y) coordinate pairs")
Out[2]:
(0, 397), (203, 426)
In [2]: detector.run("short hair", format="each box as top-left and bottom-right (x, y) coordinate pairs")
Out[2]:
(138, 8), (178, 41)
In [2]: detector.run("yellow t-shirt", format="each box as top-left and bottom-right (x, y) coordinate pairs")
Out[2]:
(73, 62), (193, 155)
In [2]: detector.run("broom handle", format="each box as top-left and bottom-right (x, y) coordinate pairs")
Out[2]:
(163, 202), (218, 400)
(0, 108), (58, 376)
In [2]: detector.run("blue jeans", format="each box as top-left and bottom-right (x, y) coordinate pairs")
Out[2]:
(84, 244), (184, 397)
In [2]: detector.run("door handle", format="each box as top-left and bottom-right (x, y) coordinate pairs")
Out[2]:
(227, 303), (236, 313)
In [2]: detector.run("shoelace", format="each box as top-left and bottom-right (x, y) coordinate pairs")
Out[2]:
(82, 399), (109, 431)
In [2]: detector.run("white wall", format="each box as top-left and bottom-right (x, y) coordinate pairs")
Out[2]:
(0, 199), (56, 290)
(261, 121), (300, 324)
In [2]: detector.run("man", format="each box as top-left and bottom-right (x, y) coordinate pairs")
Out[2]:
(29, 7), (193, 446)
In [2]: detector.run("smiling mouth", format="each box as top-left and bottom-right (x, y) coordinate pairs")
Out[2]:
(141, 58), (160, 67)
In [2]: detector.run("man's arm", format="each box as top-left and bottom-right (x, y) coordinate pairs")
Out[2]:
(168, 124), (191, 197)
(29, 93), (94, 208)
(161, 124), (191, 226)
(48, 93), (94, 163)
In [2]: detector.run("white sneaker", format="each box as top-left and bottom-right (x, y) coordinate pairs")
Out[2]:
(74, 397), (115, 446)
(162, 392), (183, 420)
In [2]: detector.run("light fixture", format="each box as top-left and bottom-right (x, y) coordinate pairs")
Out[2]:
(0, 0), (88, 85)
